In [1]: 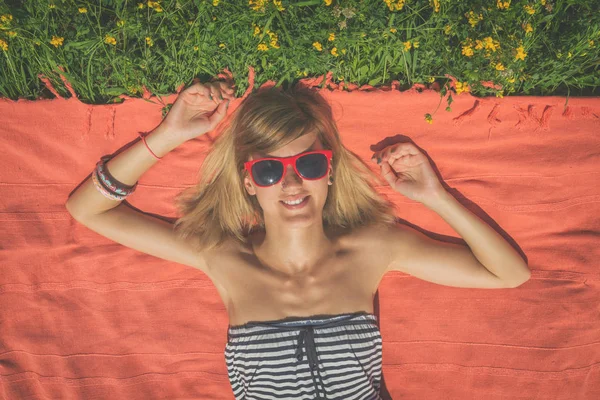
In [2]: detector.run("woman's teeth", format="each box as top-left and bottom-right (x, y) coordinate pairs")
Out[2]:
(283, 197), (306, 205)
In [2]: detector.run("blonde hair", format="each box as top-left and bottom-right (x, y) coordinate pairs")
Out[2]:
(173, 84), (397, 253)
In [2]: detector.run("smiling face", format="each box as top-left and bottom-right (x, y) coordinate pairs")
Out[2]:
(243, 131), (332, 226)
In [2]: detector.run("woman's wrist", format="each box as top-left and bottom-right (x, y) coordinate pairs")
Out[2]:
(145, 125), (186, 158)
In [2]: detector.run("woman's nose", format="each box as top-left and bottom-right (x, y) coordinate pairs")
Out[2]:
(281, 164), (302, 186)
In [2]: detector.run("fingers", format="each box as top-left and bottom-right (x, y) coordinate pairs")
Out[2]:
(372, 142), (420, 164)
(185, 82), (212, 97)
(184, 81), (236, 103)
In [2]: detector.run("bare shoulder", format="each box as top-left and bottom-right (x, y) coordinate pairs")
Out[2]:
(202, 234), (247, 267)
(341, 221), (400, 275)
(350, 221), (398, 247)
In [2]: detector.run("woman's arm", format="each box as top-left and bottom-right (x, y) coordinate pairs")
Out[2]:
(65, 125), (181, 219)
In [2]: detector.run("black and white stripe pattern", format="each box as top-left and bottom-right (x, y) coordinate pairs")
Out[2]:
(225, 311), (382, 400)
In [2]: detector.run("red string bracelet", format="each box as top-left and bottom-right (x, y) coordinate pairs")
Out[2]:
(138, 132), (162, 160)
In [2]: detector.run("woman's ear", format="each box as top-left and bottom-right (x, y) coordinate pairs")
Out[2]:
(242, 171), (256, 196)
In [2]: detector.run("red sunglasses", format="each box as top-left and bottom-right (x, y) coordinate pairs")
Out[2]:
(244, 150), (333, 187)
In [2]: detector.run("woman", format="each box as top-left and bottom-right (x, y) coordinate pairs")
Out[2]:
(66, 80), (530, 400)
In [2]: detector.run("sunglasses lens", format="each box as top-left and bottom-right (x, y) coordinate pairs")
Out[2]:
(297, 153), (328, 179)
(252, 160), (284, 186)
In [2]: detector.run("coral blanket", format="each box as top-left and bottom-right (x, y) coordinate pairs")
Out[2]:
(1, 70), (599, 399)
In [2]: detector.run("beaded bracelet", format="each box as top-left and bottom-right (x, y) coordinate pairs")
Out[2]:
(92, 155), (138, 201)
(91, 133), (161, 201)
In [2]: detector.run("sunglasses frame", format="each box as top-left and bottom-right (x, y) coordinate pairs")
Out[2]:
(243, 149), (333, 188)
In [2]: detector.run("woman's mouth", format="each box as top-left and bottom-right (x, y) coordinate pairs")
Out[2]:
(280, 195), (310, 209)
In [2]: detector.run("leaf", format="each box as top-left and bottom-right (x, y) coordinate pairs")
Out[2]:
(293, 0), (321, 6)
(368, 76), (381, 86)
(103, 87), (127, 95)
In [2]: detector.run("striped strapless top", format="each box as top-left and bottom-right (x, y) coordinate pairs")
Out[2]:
(225, 311), (382, 400)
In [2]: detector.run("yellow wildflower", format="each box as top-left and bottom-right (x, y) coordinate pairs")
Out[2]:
(257, 43), (268, 51)
(432, 0), (440, 13)
(253, 26), (260, 36)
(496, 0), (510, 10)
(273, 0), (285, 11)
(328, 33), (335, 42)
(482, 36), (499, 52)
(403, 41), (411, 51)
(390, 28), (397, 33)
(193, 45), (199, 51)
(495, 62), (505, 71)
(589, 40), (595, 48)
(507, 77), (516, 83)
(455, 81), (471, 95)
(495, 90), (504, 98)
(117, 20), (125, 27)
(425, 113), (433, 124)
(331, 47), (338, 57)
(524, 23), (533, 35)
(413, 41), (419, 48)
(475, 39), (484, 50)
(383, 0), (405, 11)
(428, 77), (435, 83)
(524, 5), (535, 14)
(270, 39), (279, 49)
(1, 14), (13, 24)
(49, 4), (56, 9)
(444, 25), (452, 35)
(515, 45), (527, 60)
(466, 11), (483, 28)
(567, 52), (572, 59)
(324, 0), (332, 6)
(104, 34), (117, 46)
(540, 0), (546, 4)
(213, 0), (220, 6)
(78, 7), (87, 13)
(0, 39), (8, 51)
(148, 1), (163, 12)
(7, 31), (16, 38)
(219, 43), (226, 49)
(313, 42), (323, 51)
(146, 37), (153, 47)
(249, 0), (267, 12)
(341, 48), (346, 54)
(138, 3), (144, 9)
(50, 35), (64, 48)
(462, 45), (474, 57)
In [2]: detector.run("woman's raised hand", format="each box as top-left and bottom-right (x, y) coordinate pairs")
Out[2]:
(160, 80), (236, 143)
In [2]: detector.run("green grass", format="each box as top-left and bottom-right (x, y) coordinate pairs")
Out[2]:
(1, 0), (598, 116)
